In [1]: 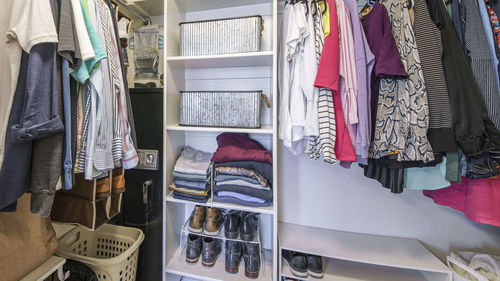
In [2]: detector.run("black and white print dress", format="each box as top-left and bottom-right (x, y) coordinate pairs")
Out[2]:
(370, 0), (434, 163)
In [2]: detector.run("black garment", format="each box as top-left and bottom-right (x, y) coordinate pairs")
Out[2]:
(70, 77), (78, 170)
(361, 161), (405, 194)
(213, 185), (272, 202)
(213, 161), (273, 184)
(426, 0), (500, 156)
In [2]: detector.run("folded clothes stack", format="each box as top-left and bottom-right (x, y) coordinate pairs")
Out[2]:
(170, 146), (212, 203)
(211, 133), (273, 207)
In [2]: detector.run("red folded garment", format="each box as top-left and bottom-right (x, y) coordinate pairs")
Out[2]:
(211, 133), (272, 164)
(423, 177), (500, 227)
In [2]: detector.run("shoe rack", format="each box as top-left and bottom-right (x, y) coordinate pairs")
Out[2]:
(162, 0), (279, 280)
(278, 223), (452, 281)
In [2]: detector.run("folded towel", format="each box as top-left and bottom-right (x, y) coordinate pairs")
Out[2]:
(211, 133), (272, 164)
(174, 146), (212, 175)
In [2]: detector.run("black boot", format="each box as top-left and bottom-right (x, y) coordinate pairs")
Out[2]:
(225, 241), (242, 274)
(243, 243), (261, 279)
(185, 234), (202, 264)
(240, 212), (259, 241)
(224, 210), (241, 239)
(201, 237), (221, 267)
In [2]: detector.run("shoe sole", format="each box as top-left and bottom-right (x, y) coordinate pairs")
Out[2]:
(240, 232), (255, 242)
(185, 257), (200, 264)
(202, 257), (218, 268)
(224, 231), (238, 239)
(308, 269), (324, 278)
(188, 226), (203, 233)
(225, 265), (239, 274)
(283, 258), (308, 277)
(245, 270), (259, 279)
(203, 228), (221, 236)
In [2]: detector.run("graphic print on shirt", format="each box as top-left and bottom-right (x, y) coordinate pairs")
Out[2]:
(371, 0), (434, 163)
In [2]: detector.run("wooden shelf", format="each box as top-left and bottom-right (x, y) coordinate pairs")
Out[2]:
(166, 192), (275, 215)
(166, 51), (274, 69)
(166, 248), (274, 281)
(166, 124), (274, 134)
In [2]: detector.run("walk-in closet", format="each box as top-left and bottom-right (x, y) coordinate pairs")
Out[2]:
(1, 0), (500, 281)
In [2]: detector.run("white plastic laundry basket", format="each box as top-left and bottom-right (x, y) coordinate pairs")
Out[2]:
(56, 224), (144, 281)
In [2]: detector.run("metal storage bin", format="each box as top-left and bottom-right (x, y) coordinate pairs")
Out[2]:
(179, 16), (263, 56)
(179, 91), (262, 128)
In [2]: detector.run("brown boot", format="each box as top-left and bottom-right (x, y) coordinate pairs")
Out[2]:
(189, 206), (206, 233)
(204, 207), (223, 236)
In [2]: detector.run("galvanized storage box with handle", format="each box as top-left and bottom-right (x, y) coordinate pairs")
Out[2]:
(180, 16), (263, 56)
(179, 91), (262, 128)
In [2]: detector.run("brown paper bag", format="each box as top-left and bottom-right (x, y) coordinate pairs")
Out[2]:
(0, 194), (58, 281)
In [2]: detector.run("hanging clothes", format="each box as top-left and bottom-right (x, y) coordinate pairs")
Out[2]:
(306, 1), (338, 164)
(372, 0), (434, 163)
(345, 0), (375, 165)
(336, 0), (358, 154)
(413, 0), (456, 153)
(428, 0), (500, 156)
(463, 0), (500, 132)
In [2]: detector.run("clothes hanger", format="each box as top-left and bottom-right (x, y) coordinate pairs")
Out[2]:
(315, 0), (327, 15)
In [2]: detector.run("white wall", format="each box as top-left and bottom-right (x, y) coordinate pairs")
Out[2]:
(278, 145), (500, 260)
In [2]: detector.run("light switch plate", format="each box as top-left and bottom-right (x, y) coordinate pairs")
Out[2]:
(135, 149), (159, 170)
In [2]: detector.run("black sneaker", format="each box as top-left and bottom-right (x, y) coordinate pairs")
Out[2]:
(225, 240), (242, 274)
(282, 250), (307, 277)
(185, 234), (202, 264)
(224, 210), (241, 239)
(201, 237), (221, 267)
(307, 254), (324, 278)
(243, 243), (261, 279)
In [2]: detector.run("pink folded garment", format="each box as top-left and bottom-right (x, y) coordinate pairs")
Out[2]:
(423, 177), (500, 227)
(211, 133), (272, 164)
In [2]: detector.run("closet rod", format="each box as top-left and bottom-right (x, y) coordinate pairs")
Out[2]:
(114, 0), (152, 25)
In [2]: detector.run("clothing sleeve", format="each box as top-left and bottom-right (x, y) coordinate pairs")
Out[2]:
(6, 0), (58, 53)
(374, 6), (408, 78)
(11, 43), (64, 143)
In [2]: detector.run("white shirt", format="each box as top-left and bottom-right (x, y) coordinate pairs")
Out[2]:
(70, 0), (96, 61)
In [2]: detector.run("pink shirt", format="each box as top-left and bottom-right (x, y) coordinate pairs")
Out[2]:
(314, 0), (339, 92)
(333, 92), (356, 162)
(336, 0), (359, 152)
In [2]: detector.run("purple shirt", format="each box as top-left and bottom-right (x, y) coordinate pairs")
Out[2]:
(345, 0), (375, 165)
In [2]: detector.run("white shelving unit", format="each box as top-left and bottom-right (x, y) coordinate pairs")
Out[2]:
(20, 256), (66, 281)
(162, 0), (278, 280)
(279, 223), (451, 281)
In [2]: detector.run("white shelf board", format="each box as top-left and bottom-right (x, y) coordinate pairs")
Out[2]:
(166, 248), (273, 281)
(20, 256), (66, 281)
(279, 223), (450, 275)
(177, 0), (272, 13)
(166, 124), (273, 135)
(281, 258), (430, 281)
(166, 192), (275, 215)
(166, 51), (274, 69)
